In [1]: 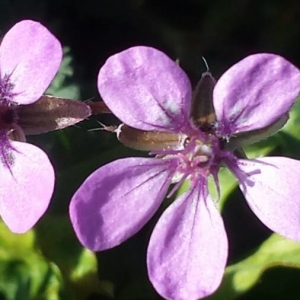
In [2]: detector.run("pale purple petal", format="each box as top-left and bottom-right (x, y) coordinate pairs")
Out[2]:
(69, 157), (176, 251)
(147, 183), (228, 300)
(0, 20), (62, 104)
(214, 54), (300, 136)
(233, 157), (300, 241)
(0, 142), (55, 233)
(98, 46), (193, 132)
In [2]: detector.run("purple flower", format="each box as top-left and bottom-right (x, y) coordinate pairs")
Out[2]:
(0, 20), (62, 233)
(70, 47), (300, 300)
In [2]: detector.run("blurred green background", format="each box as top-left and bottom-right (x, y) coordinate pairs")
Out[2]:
(1, 0), (300, 299)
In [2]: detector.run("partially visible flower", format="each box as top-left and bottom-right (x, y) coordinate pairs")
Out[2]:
(0, 20), (64, 233)
(70, 46), (300, 300)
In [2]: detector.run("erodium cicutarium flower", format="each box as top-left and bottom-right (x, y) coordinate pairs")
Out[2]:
(0, 20), (62, 233)
(70, 47), (300, 300)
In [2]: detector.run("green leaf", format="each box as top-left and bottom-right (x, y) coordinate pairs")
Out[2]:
(282, 96), (300, 140)
(46, 47), (80, 99)
(208, 234), (300, 300)
(174, 167), (237, 211)
(35, 215), (112, 299)
(242, 97), (300, 159)
(0, 221), (63, 300)
(208, 167), (237, 210)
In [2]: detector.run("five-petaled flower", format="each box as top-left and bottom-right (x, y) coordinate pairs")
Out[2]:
(0, 20), (62, 233)
(70, 46), (300, 300)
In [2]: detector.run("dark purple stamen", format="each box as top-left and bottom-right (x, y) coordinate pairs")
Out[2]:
(0, 74), (16, 167)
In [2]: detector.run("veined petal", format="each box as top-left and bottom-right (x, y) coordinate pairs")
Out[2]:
(0, 20), (62, 104)
(214, 54), (300, 136)
(233, 157), (300, 241)
(147, 183), (228, 300)
(225, 113), (289, 150)
(69, 157), (176, 251)
(98, 46), (192, 133)
(0, 142), (55, 233)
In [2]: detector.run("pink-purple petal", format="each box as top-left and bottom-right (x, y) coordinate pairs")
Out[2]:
(147, 183), (228, 300)
(0, 142), (55, 233)
(98, 46), (193, 132)
(234, 157), (300, 241)
(69, 157), (176, 251)
(0, 20), (62, 104)
(214, 54), (300, 136)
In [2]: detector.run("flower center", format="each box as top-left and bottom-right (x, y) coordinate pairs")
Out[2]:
(0, 105), (15, 129)
(0, 74), (17, 167)
(0, 74), (16, 128)
(116, 123), (234, 188)
(174, 132), (219, 180)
